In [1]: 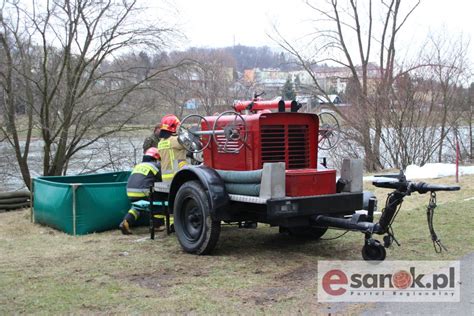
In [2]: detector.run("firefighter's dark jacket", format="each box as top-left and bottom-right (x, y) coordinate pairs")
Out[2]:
(126, 157), (161, 198)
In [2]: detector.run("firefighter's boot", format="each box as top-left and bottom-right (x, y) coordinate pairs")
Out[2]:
(119, 213), (136, 235)
(242, 221), (257, 229)
(153, 215), (165, 232)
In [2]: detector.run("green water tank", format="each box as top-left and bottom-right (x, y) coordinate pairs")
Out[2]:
(33, 171), (133, 235)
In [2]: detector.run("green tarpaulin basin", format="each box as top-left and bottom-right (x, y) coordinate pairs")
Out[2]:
(33, 171), (132, 235)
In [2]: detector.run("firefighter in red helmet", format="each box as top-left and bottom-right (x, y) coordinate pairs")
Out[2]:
(119, 147), (164, 235)
(157, 114), (188, 181)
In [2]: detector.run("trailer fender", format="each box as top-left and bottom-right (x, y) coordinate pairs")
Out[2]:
(169, 165), (229, 219)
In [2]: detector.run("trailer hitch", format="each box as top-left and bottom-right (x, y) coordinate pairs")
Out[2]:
(312, 212), (382, 234)
(312, 171), (460, 261)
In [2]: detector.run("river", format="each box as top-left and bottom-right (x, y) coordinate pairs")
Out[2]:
(0, 136), (144, 192)
(1, 126), (470, 192)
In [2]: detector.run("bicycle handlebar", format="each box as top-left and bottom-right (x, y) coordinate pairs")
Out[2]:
(411, 182), (460, 193)
(373, 179), (460, 194)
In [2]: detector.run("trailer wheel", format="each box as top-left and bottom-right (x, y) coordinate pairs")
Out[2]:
(361, 240), (386, 261)
(286, 226), (328, 240)
(173, 180), (221, 255)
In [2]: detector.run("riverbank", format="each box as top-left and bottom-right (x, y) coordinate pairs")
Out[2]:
(1, 174), (472, 314)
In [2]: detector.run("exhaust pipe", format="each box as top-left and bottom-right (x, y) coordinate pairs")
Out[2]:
(290, 100), (301, 112)
(278, 100), (285, 112)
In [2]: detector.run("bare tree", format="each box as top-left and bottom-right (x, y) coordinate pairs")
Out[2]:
(0, 0), (183, 189)
(272, 0), (421, 171)
(162, 49), (237, 116)
(469, 82), (474, 161)
(188, 49), (236, 115)
(422, 33), (470, 162)
(377, 72), (439, 168)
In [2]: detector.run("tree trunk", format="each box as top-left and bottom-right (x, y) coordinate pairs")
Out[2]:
(470, 103), (473, 161)
(437, 104), (448, 162)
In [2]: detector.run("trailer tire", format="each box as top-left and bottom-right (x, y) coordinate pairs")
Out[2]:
(286, 226), (328, 240)
(361, 240), (386, 261)
(173, 180), (221, 255)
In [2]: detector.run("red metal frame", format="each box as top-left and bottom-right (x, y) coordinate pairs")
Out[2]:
(201, 111), (337, 197)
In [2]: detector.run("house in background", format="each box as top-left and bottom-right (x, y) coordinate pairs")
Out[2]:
(316, 94), (343, 105)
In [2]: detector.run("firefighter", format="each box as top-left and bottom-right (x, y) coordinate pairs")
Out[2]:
(157, 114), (188, 182)
(119, 147), (164, 235)
(142, 123), (161, 153)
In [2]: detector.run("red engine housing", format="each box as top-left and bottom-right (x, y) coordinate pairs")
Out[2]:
(202, 112), (336, 197)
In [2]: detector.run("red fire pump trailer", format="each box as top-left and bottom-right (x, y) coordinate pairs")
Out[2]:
(152, 99), (460, 260)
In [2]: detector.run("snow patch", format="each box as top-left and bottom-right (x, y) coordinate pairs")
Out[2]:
(405, 163), (474, 179)
(364, 163), (474, 181)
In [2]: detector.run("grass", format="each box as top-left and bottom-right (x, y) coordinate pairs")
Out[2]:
(0, 175), (473, 314)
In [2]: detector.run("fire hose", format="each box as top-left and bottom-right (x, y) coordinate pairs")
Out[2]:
(215, 169), (263, 196)
(0, 190), (31, 211)
(426, 192), (447, 253)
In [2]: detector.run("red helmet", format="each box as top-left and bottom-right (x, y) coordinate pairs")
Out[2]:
(144, 147), (160, 160)
(160, 114), (180, 133)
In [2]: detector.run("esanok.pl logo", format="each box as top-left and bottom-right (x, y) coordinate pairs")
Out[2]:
(317, 261), (460, 302)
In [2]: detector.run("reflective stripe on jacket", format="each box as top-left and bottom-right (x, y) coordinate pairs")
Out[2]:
(127, 162), (161, 197)
(157, 135), (188, 182)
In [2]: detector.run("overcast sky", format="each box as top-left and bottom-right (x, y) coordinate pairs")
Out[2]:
(155, 0), (473, 59)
